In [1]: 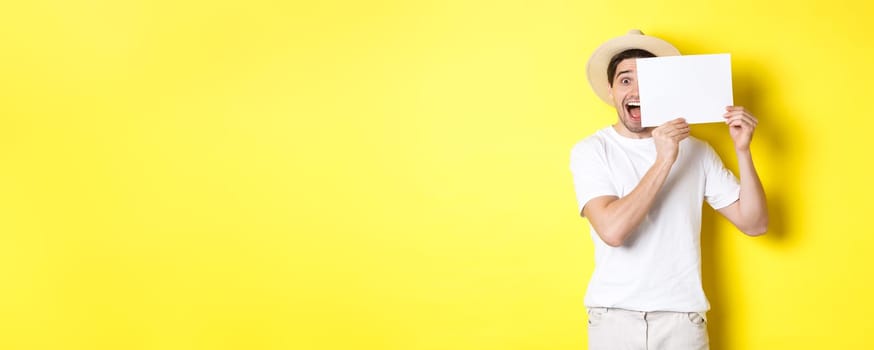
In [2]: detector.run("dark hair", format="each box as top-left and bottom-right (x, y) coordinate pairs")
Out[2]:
(607, 49), (656, 86)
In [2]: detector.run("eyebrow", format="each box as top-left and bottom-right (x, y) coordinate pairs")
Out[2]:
(615, 70), (633, 78)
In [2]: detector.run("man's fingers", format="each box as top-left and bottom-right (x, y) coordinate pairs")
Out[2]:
(724, 110), (758, 124)
(661, 127), (690, 140)
(656, 124), (690, 139)
(665, 128), (688, 137)
(731, 114), (757, 125)
(727, 115), (757, 127)
(726, 114), (758, 127)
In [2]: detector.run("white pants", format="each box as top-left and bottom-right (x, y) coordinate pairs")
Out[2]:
(587, 307), (709, 350)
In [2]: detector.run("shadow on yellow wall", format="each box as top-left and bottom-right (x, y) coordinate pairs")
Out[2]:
(698, 55), (804, 349)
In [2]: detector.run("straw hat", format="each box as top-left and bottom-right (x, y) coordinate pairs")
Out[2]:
(586, 29), (681, 105)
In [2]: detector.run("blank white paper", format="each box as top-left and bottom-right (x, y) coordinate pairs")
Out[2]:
(637, 54), (733, 127)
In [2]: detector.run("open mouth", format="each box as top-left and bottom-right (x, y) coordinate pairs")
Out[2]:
(625, 100), (641, 120)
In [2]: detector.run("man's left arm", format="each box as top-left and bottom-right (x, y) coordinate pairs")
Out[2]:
(717, 106), (769, 236)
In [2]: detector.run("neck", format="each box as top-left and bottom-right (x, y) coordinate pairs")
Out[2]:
(612, 123), (653, 139)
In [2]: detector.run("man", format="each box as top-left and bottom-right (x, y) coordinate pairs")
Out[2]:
(570, 29), (768, 350)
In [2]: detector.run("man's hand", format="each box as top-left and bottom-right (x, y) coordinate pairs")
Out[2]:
(718, 106), (768, 236)
(652, 118), (690, 164)
(724, 106), (758, 152)
(582, 118), (689, 247)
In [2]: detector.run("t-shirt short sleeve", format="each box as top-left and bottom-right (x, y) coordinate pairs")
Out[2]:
(570, 139), (618, 216)
(703, 143), (741, 210)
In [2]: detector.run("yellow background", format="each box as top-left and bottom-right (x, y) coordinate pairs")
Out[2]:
(1, 0), (871, 349)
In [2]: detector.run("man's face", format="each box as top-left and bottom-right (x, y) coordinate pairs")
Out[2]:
(610, 58), (646, 134)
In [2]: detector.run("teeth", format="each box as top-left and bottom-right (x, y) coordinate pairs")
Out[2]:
(627, 101), (640, 107)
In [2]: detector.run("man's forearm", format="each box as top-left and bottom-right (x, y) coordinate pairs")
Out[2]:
(735, 149), (768, 235)
(589, 158), (675, 246)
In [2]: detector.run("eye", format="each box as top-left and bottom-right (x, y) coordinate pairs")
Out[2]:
(621, 78), (631, 85)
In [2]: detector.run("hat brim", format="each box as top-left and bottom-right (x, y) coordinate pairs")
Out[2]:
(586, 32), (681, 106)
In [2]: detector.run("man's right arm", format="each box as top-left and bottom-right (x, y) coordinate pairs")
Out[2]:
(582, 118), (689, 247)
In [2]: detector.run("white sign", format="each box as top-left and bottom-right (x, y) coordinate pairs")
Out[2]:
(637, 54), (734, 127)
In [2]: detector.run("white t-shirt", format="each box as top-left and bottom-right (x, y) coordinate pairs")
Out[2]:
(570, 126), (740, 312)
